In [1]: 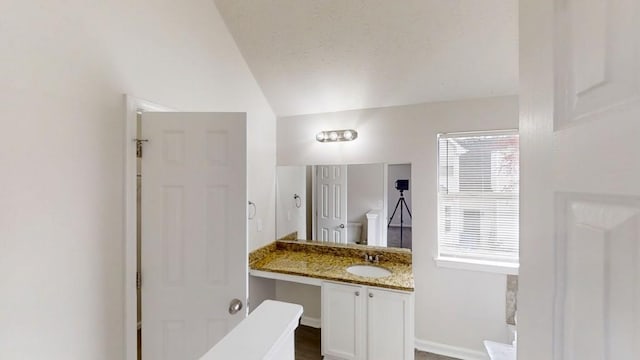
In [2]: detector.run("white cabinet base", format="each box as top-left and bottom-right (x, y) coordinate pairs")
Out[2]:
(322, 281), (414, 360)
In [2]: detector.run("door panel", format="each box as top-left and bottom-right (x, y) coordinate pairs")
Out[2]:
(141, 112), (247, 360)
(316, 165), (348, 243)
(552, 0), (640, 359)
(557, 196), (640, 360)
(557, 0), (640, 124)
(520, 0), (640, 359)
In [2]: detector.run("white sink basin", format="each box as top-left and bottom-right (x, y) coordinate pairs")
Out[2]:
(346, 265), (392, 278)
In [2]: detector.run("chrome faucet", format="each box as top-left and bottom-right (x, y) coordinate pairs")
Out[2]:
(363, 253), (381, 263)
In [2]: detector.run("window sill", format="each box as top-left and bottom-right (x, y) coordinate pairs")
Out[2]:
(434, 256), (519, 275)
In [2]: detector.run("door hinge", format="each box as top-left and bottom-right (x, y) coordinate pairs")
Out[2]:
(134, 139), (149, 158)
(136, 272), (142, 289)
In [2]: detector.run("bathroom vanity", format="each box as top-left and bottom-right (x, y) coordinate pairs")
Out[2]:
(322, 281), (413, 360)
(249, 240), (414, 360)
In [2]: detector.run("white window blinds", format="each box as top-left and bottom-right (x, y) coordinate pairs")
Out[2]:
(437, 131), (519, 264)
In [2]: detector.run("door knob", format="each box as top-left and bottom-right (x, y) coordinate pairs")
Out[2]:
(339, 224), (345, 228)
(369, 292), (374, 298)
(228, 298), (243, 315)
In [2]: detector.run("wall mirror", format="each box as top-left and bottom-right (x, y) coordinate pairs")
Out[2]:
(276, 163), (412, 249)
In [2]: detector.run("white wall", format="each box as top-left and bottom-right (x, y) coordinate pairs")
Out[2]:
(388, 164), (413, 227)
(277, 96), (518, 354)
(0, 1), (275, 358)
(276, 282), (322, 323)
(347, 163), (385, 224)
(276, 166), (307, 239)
(347, 163), (385, 244)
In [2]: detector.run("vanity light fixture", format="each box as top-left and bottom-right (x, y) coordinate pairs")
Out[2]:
(315, 129), (358, 143)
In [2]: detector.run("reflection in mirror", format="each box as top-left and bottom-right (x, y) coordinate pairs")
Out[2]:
(387, 164), (412, 248)
(276, 163), (412, 249)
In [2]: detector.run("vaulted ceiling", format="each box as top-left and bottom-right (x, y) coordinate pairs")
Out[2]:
(214, 0), (518, 117)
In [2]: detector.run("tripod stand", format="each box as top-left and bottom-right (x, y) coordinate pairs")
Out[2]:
(388, 189), (412, 247)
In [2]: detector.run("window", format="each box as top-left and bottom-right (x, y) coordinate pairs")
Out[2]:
(437, 130), (519, 272)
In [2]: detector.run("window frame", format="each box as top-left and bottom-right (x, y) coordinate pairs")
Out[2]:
(435, 129), (520, 275)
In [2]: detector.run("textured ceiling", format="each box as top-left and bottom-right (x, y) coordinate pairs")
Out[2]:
(214, 0), (518, 117)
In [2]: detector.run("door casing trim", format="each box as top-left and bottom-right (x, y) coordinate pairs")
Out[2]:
(123, 95), (173, 360)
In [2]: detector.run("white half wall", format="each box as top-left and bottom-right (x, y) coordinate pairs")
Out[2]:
(276, 96), (518, 354)
(0, 1), (275, 358)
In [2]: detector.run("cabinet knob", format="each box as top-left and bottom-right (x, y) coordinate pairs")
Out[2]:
(369, 292), (374, 298)
(355, 291), (360, 296)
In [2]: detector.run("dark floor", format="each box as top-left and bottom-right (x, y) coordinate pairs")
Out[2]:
(295, 325), (322, 360)
(294, 325), (458, 360)
(387, 226), (412, 249)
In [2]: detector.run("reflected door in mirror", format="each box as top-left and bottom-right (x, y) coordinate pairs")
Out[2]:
(316, 165), (348, 243)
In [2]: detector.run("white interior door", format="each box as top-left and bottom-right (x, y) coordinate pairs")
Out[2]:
(141, 112), (247, 360)
(520, 1), (640, 359)
(316, 165), (348, 243)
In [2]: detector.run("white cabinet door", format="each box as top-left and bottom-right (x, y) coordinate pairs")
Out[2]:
(367, 288), (414, 360)
(141, 112), (247, 360)
(316, 165), (348, 243)
(322, 282), (365, 360)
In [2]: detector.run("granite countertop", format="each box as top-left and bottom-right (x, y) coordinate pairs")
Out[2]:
(249, 240), (414, 292)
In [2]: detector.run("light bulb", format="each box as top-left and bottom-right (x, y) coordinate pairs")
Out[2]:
(343, 130), (353, 140)
(316, 132), (326, 141)
(329, 132), (338, 141)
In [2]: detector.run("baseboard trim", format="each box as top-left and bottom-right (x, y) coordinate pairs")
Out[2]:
(300, 316), (321, 328)
(415, 339), (488, 360)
